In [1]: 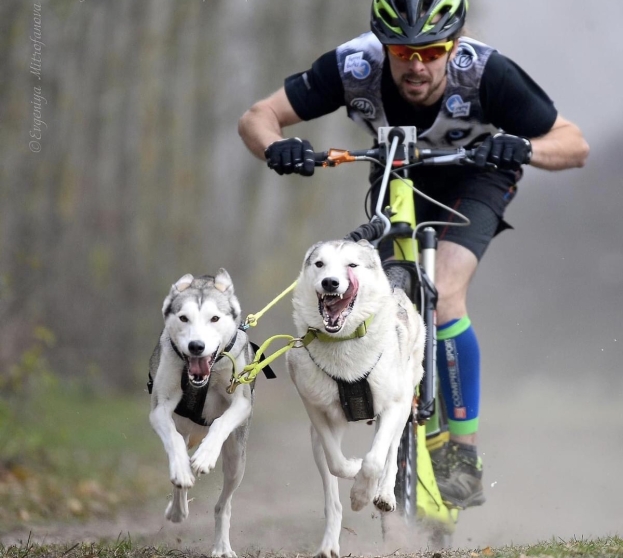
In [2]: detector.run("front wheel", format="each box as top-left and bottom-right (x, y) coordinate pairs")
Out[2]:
(394, 416), (417, 522)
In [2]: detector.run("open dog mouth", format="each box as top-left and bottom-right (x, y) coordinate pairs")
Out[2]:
(317, 271), (359, 333)
(187, 349), (218, 388)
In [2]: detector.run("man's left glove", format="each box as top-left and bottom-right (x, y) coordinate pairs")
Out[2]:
(474, 133), (532, 171)
(264, 137), (315, 176)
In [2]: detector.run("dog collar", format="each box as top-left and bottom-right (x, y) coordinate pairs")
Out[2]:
(303, 315), (374, 345)
(216, 330), (240, 363)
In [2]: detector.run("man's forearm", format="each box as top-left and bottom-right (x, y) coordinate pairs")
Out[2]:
(238, 104), (285, 161)
(530, 119), (590, 171)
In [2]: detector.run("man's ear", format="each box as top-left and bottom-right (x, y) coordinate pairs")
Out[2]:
(449, 38), (460, 62)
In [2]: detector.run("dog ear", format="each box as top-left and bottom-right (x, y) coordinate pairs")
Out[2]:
(214, 268), (234, 293)
(356, 239), (374, 250)
(303, 241), (323, 267)
(174, 274), (194, 292)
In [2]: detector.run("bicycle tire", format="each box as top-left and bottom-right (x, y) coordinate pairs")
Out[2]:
(384, 263), (411, 293)
(386, 261), (418, 526)
(394, 415), (417, 522)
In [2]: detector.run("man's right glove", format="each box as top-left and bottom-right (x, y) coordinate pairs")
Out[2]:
(474, 133), (532, 171)
(264, 137), (315, 176)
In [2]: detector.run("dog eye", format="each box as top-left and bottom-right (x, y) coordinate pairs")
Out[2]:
(348, 263), (359, 268)
(179, 315), (189, 323)
(211, 316), (220, 323)
(315, 261), (324, 268)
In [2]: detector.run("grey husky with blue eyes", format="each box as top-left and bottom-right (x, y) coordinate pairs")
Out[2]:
(148, 269), (253, 558)
(287, 239), (425, 558)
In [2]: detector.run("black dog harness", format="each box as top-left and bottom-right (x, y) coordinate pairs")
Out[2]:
(147, 330), (275, 426)
(305, 317), (381, 422)
(327, 353), (381, 422)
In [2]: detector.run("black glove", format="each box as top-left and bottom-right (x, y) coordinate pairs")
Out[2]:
(474, 133), (532, 171)
(264, 137), (315, 176)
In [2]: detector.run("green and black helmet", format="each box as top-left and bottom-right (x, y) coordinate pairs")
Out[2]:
(371, 0), (468, 45)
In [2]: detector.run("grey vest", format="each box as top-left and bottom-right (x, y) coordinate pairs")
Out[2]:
(336, 32), (499, 147)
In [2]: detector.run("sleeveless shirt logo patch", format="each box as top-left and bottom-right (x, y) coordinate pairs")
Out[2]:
(452, 42), (478, 70)
(344, 52), (371, 79)
(446, 94), (471, 118)
(350, 98), (376, 119)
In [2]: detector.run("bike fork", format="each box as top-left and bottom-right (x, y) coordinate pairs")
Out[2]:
(417, 227), (438, 424)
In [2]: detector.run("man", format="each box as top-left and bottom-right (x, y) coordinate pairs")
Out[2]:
(238, 0), (589, 509)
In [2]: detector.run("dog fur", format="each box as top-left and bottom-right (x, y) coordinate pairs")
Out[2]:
(286, 239), (425, 558)
(149, 270), (253, 558)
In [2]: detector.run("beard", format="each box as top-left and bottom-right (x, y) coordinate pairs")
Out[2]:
(397, 71), (447, 106)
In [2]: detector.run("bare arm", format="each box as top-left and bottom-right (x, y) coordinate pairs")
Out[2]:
(529, 115), (590, 171)
(238, 88), (303, 161)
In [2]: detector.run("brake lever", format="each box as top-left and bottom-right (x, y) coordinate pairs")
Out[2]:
(462, 158), (498, 171)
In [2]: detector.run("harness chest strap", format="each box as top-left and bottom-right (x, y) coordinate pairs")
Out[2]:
(305, 314), (380, 422)
(306, 347), (382, 422)
(174, 330), (241, 426)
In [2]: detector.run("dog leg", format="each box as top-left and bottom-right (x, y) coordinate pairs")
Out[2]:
(165, 486), (189, 523)
(191, 395), (251, 476)
(351, 403), (410, 512)
(373, 425), (403, 512)
(210, 428), (246, 558)
(302, 400), (362, 479)
(150, 404), (195, 489)
(311, 424), (342, 558)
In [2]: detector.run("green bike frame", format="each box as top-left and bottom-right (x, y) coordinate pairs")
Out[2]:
(389, 174), (459, 532)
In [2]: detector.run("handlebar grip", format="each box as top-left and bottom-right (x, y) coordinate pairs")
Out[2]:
(313, 151), (328, 166)
(344, 220), (386, 243)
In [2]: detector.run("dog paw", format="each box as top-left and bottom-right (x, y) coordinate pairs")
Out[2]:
(350, 470), (376, 512)
(373, 492), (396, 513)
(165, 499), (188, 523)
(314, 549), (340, 558)
(340, 457), (363, 479)
(190, 445), (219, 476)
(170, 463), (195, 488)
(210, 545), (236, 558)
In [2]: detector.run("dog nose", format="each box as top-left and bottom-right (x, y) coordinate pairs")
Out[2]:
(188, 341), (205, 356)
(321, 277), (340, 292)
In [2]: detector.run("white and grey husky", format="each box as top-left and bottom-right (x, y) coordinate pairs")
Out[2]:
(148, 270), (253, 558)
(286, 239), (425, 558)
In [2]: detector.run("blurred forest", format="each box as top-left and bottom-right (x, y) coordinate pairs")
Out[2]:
(0, 0), (371, 392)
(1, 0), (622, 397)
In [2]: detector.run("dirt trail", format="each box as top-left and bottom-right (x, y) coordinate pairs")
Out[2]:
(3, 377), (622, 555)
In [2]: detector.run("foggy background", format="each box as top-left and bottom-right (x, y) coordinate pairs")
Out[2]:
(1, 0), (622, 552)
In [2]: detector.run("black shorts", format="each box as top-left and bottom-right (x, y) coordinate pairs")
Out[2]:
(369, 166), (519, 261)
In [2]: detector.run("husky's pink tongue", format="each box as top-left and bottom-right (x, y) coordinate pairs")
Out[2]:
(323, 268), (359, 322)
(346, 267), (359, 294)
(189, 357), (212, 378)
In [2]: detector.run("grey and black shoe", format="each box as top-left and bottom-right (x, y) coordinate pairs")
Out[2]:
(431, 440), (486, 509)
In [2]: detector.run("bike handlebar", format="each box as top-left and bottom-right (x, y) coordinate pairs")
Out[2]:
(313, 146), (480, 168)
(343, 220), (386, 243)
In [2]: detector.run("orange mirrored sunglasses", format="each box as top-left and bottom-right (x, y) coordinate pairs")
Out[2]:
(387, 40), (454, 63)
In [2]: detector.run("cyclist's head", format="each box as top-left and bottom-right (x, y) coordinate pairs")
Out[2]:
(371, 0), (468, 46)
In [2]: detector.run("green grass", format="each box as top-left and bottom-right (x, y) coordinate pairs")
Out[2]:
(1, 536), (622, 558)
(0, 380), (165, 529)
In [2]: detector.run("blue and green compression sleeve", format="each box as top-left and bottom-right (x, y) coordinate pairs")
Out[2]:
(436, 316), (480, 436)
